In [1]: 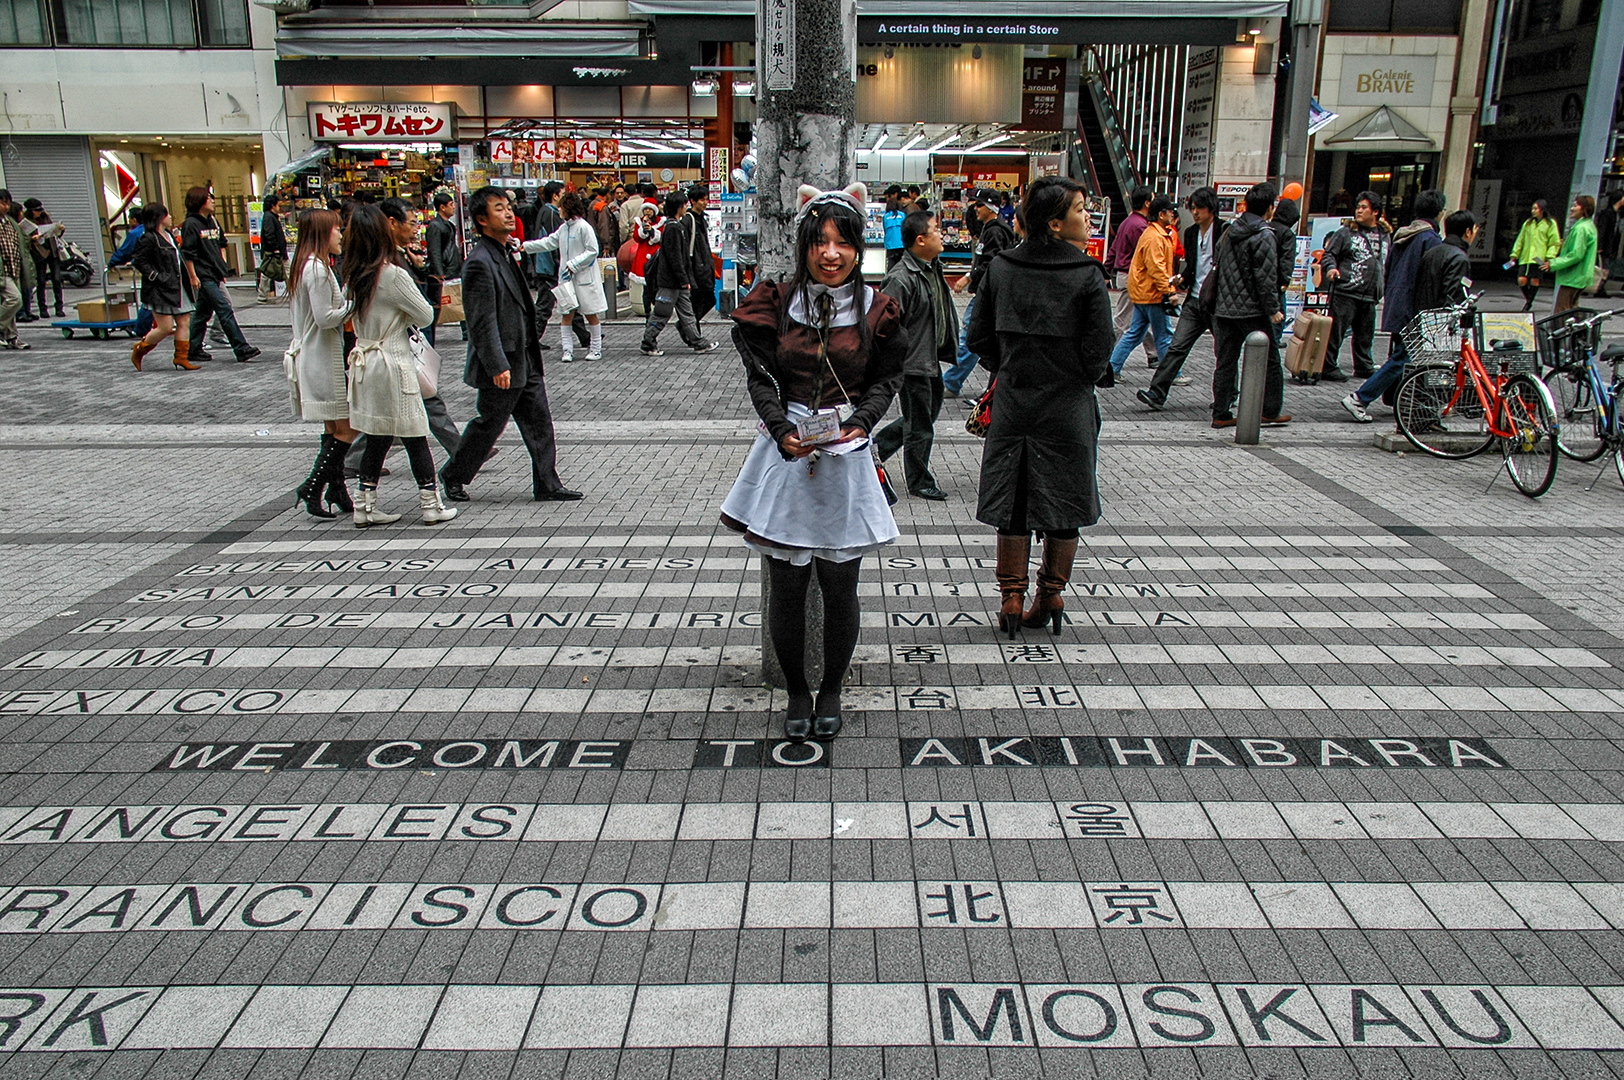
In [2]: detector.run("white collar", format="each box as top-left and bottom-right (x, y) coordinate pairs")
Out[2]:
(786, 280), (870, 328)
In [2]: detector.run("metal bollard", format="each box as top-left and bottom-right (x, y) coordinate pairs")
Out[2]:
(1234, 330), (1271, 445)
(759, 554), (824, 690)
(600, 259), (618, 321)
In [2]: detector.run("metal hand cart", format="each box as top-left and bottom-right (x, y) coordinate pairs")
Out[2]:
(51, 263), (141, 340)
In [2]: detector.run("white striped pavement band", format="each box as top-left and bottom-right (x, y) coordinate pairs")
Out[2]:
(2, 979), (1623, 1052)
(4, 798), (1622, 846)
(4, 877), (1624, 936)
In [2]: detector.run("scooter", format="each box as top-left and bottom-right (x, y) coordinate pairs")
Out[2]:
(58, 238), (96, 289)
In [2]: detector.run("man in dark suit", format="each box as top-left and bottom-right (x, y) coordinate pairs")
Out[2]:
(1137, 186), (1227, 411)
(439, 187), (582, 504)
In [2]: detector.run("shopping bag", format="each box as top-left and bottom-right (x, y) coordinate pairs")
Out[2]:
(439, 279), (464, 323)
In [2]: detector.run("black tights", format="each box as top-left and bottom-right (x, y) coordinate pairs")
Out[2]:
(359, 435), (436, 489)
(766, 555), (862, 713)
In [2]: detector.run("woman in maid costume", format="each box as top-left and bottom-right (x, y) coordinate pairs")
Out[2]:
(721, 183), (907, 743)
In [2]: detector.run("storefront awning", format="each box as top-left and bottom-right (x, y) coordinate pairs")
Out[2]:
(276, 22), (644, 59)
(1321, 105), (1436, 150)
(631, 0), (1288, 17)
(274, 145), (332, 176)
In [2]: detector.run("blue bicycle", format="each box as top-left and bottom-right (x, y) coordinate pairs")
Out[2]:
(1541, 310), (1624, 473)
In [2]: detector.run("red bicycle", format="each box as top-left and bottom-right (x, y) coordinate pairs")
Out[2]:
(1393, 293), (1561, 498)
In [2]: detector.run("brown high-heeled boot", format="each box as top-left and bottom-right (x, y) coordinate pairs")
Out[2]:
(173, 339), (198, 371)
(131, 337), (157, 371)
(994, 533), (1030, 640)
(1023, 537), (1079, 635)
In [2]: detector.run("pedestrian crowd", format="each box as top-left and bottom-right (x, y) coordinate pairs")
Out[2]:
(8, 164), (1623, 751)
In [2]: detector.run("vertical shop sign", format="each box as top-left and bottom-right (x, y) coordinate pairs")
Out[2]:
(1021, 60), (1066, 132)
(1177, 48), (1217, 198)
(763, 0), (796, 91)
(709, 147), (731, 184)
(1467, 179), (1500, 261)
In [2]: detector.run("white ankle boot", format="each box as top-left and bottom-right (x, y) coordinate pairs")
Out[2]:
(353, 487), (401, 528)
(419, 487), (459, 525)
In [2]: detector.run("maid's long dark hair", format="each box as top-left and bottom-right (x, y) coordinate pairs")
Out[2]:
(778, 201), (872, 357)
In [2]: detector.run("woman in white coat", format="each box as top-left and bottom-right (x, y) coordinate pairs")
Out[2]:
(340, 204), (458, 528)
(522, 188), (606, 361)
(287, 208), (353, 518)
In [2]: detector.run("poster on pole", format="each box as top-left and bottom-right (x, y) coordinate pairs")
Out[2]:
(762, 0), (796, 91)
(1177, 47), (1218, 199)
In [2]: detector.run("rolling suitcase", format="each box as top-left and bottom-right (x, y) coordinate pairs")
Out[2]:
(1285, 309), (1333, 381)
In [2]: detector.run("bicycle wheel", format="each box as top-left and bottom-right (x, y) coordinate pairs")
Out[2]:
(1501, 373), (1560, 498)
(1546, 365), (1606, 461)
(1395, 363), (1494, 459)
(1614, 443), (1624, 491)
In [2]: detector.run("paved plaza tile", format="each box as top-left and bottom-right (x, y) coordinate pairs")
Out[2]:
(0, 288), (1621, 1076)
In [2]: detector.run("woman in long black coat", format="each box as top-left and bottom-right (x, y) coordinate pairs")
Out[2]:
(968, 177), (1114, 637)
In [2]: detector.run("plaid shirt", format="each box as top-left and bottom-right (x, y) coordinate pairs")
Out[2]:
(0, 216), (20, 280)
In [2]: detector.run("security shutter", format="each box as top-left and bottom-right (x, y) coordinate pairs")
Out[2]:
(2, 135), (105, 275)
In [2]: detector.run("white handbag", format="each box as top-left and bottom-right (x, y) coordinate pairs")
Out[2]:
(407, 327), (441, 398)
(283, 344), (302, 415)
(550, 277), (580, 314)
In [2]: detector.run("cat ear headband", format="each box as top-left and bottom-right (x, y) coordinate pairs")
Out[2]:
(795, 183), (868, 223)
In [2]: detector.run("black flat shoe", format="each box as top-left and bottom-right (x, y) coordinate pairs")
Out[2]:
(911, 486), (948, 501)
(535, 488), (583, 501)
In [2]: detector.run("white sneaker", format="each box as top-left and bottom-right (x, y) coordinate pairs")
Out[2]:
(1341, 392), (1374, 423)
(560, 352), (575, 363)
(1172, 375), (1191, 386)
(585, 350), (603, 361)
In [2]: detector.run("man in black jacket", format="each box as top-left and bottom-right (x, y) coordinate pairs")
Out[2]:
(876, 211), (959, 500)
(425, 192), (463, 342)
(1318, 191), (1389, 382)
(1209, 182), (1287, 427)
(686, 185), (717, 321)
(640, 191), (718, 355)
(180, 186), (259, 362)
(1140, 187), (1225, 410)
(256, 193), (287, 303)
(439, 187), (581, 504)
(1412, 210), (1475, 313)
(944, 188), (1015, 399)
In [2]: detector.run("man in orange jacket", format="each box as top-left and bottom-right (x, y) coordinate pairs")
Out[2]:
(1108, 195), (1179, 375)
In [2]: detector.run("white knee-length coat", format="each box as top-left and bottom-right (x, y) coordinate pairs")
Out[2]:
(288, 255), (352, 422)
(348, 262), (436, 437)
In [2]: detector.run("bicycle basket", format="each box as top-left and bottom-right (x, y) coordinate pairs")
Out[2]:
(1535, 306), (1602, 370)
(1401, 306), (1470, 367)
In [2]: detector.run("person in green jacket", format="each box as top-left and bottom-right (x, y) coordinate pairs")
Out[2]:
(1543, 194), (1597, 314)
(1510, 199), (1561, 312)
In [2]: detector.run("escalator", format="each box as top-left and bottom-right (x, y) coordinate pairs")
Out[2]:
(1075, 63), (1144, 222)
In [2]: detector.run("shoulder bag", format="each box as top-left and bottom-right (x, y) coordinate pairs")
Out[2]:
(550, 223), (582, 313)
(965, 378), (997, 437)
(407, 327), (442, 398)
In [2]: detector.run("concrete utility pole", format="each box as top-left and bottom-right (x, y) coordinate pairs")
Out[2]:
(754, 0), (858, 280)
(1568, 0), (1624, 210)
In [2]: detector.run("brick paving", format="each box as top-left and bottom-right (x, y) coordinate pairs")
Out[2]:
(0, 280), (1622, 1076)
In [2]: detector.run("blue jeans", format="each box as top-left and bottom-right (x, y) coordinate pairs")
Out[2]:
(943, 295), (979, 395)
(1355, 334), (1409, 406)
(1109, 302), (1172, 373)
(192, 278), (251, 356)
